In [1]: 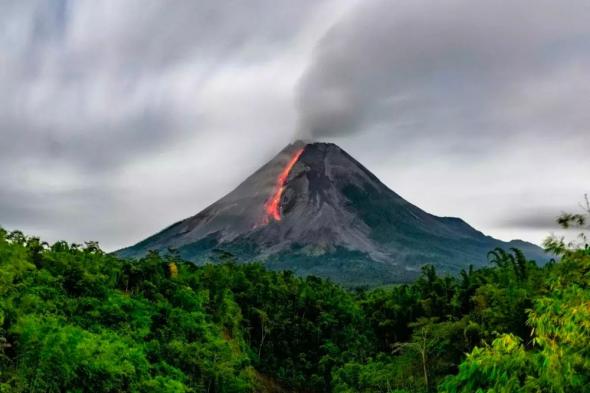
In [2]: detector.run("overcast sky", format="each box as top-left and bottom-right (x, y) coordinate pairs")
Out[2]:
(1, 0), (588, 251)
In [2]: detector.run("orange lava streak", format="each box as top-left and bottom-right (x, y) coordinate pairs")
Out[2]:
(264, 148), (304, 222)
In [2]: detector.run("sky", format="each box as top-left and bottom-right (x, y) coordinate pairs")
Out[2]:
(1, 0), (588, 251)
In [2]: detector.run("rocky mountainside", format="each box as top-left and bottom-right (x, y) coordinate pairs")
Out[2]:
(117, 141), (547, 285)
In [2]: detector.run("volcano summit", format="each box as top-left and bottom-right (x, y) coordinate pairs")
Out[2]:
(118, 142), (546, 285)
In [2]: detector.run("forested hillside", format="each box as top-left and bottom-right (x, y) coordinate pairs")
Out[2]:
(0, 222), (589, 392)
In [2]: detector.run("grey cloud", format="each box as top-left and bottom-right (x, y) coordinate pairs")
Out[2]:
(0, 180), (136, 248)
(0, 0), (329, 248)
(497, 209), (563, 230)
(296, 0), (590, 147)
(0, 0), (322, 173)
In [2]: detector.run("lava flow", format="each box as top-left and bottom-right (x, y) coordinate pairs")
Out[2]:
(264, 147), (305, 222)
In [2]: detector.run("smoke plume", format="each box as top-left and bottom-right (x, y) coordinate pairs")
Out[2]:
(296, 0), (590, 143)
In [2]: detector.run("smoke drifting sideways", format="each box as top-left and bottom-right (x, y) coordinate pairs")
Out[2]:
(294, 0), (590, 146)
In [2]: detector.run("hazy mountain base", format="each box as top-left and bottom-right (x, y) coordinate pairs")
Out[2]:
(1, 227), (589, 393)
(120, 223), (548, 287)
(177, 235), (417, 286)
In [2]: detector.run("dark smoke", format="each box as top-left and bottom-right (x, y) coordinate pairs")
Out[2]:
(295, 0), (590, 143)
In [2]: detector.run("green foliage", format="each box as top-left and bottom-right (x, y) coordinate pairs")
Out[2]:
(0, 224), (589, 392)
(440, 231), (590, 392)
(0, 229), (368, 392)
(0, 231), (253, 392)
(439, 251), (590, 393)
(439, 334), (537, 393)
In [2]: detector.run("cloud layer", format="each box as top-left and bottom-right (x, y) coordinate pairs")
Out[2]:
(1, 0), (588, 249)
(1, 0), (338, 248)
(1, 0), (323, 170)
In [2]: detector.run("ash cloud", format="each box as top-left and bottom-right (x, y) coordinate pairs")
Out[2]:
(296, 0), (590, 145)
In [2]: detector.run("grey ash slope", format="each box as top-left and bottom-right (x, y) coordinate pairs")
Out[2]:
(117, 142), (547, 285)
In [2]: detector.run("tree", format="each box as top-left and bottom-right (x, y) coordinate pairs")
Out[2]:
(441, 198), (590, 393)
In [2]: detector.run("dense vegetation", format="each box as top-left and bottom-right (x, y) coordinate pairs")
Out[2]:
(1, 207), (589, 392)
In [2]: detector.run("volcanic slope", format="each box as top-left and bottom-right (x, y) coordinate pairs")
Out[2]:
(117, 141), (547, 285)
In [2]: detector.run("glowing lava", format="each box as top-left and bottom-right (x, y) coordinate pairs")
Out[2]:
(264, 148), (305, 222)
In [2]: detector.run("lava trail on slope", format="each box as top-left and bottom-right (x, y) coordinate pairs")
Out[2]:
(263, 147), (305, 223)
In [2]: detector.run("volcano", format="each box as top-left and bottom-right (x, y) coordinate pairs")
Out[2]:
(117, 141), (546, 285)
